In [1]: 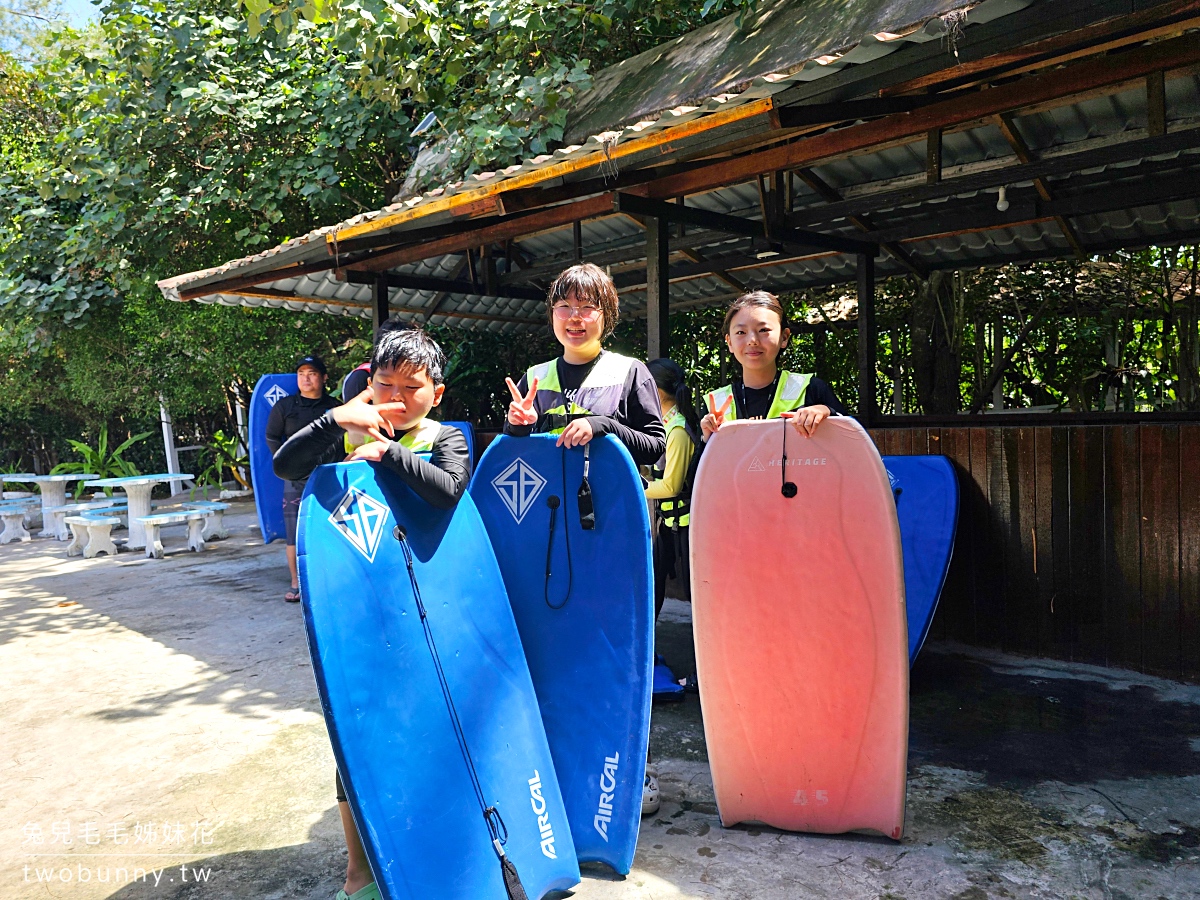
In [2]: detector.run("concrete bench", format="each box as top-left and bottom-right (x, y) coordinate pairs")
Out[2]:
(136, 510), (216, 559)
(182, 501), (232, 539)
(0, 499), (38, 544)
(42, 498), (127, 542)
(65, 514), (123, 559)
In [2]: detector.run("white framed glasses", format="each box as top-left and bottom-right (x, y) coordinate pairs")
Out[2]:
(552, 303), (602, 321)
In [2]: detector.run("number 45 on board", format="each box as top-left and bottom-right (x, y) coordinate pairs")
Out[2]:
(792, 790), (829, 805)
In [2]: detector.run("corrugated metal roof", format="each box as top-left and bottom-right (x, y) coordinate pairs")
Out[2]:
(159, 1), (1200, 331)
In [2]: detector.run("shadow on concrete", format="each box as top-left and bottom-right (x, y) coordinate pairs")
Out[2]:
(97, 804), (344, 899)
(909, 650), (1200, 785)
(0, 509), (318, 722)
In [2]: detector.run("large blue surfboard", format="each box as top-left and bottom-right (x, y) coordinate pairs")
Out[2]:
(471, 435), (653, 874)
(249, 374), (296, 544)
(882, 455), (960, 663)
(444, 421), (476, 464)
(300, 461), (579, 900)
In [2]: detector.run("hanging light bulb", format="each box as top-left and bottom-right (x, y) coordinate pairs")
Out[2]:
(996, 185), (1010, 213)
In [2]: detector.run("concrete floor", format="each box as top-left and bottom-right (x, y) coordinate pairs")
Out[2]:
(2, 502), (1198, 899)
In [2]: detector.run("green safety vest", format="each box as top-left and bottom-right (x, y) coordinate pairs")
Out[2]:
(344, 417), (442, 460)
(657, 407), (695, 529)
(705, 371), (814, 422)
(524, 351), (637, 435)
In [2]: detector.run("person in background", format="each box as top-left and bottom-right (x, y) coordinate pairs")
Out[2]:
(644, 358), (701, 620)
(264, 354), (339, 602)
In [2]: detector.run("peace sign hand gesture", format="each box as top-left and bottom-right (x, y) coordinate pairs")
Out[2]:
(700, 394), (733, 441)
(506, 376), (539, 427)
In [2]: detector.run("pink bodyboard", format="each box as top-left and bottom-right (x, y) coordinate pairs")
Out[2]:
(690, 417), (908, 838)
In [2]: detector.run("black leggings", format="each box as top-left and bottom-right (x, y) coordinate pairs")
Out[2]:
(653, 523), (690, 620)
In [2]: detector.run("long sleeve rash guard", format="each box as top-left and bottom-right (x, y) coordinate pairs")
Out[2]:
(272, 410), (471, 509)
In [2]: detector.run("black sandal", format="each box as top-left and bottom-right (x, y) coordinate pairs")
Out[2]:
(284, 588), (301, 603)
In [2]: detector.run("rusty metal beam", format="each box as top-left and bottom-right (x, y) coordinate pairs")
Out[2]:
(647, 33), (1200, 202)
(994, 112), (1087, 259)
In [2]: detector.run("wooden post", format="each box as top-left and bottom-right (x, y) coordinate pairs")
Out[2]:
(857, 253), (877, 425)
(482, 245), (497, 296)
(646, 216), (670, 361)
(1147, 70), (1166, 137)
(926, 128), (943, 184)
(891, 327), (904, 414)
(992, 318), (1004, 410)
(372, 274), (390, 332)
(573, 220), (583, 262)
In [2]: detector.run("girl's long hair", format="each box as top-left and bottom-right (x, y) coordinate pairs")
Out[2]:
(647, 358), (702, 438)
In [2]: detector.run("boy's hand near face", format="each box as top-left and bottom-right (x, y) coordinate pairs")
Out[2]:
(347, 440), (391, 463)
(334, 388), (404, 443)
(506, 377), (539, 426)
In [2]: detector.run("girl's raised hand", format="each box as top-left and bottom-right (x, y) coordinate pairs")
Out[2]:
(700, 394), (733, 441)
(506, 376), (539, 426)
(782, 404), (831, 437)
(333, 388), (402, 444)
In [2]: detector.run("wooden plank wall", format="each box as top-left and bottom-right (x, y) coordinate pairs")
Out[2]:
(870, 423), (1200, 683)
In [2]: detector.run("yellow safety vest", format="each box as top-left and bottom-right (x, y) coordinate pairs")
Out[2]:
(657, 407), (694, 529)
(524, 351), (637, 435)
(344, 418), (442, 460)
(705, 371), (814, 422)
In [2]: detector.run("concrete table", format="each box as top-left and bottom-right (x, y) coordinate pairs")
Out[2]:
(2, 473), (100, 539)
(84, 474), (192, 551)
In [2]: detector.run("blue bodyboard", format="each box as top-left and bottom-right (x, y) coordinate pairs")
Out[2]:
(249, 374), (297, 544)
(471, 435), (653, 874)
(882, 455), (960, 663)
(299, 461), (580, 900)
(443, 421), (476, 464)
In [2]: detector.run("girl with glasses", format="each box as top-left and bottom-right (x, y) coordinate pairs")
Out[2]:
(504, 263), (665, 467)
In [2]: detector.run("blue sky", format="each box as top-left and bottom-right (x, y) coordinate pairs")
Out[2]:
(57, 0), (100, 26)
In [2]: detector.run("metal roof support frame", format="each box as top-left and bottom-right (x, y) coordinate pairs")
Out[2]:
(372, 275), (390, 332)
(646, 215), (671, 361)
(857, 253), (877, 428)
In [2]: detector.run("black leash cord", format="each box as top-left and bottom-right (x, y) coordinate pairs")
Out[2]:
(543, 448), (574, 610)
(781, 417), (798, 499)
(396, 527), (510, 855)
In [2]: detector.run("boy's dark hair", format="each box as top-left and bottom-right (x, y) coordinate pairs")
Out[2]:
(546, 263), (620, 339)
(374, 316), (412, 346)
(371, 326), (447, 385)
(721, 290), (789, 336)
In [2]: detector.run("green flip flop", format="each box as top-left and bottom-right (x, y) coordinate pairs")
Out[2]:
(335, 883), (381, 900)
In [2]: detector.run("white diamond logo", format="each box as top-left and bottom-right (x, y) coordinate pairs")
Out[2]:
(265, 384), (289, 407)
(748, 456), (766, 472)
(491, 458), (547, 525)
(328, 488), (390, 562)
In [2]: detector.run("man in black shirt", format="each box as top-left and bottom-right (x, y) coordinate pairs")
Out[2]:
(264, 355), (340, 601)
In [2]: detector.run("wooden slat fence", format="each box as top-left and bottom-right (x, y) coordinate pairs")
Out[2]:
(870, 422), (1200, 682)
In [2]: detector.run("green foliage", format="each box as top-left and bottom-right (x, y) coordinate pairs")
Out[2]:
(0, 0), (66, 61)
(51, 422), (154, 494)
(192, 428), (249, 495)
(0, 0), (414, 341)
(255, 0), (755, 190)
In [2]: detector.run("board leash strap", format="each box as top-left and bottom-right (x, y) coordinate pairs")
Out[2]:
(577, 443), (595, 530)
(395, 525), (529, 900)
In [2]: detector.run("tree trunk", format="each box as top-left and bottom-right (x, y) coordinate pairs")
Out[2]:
(909, 271), (963, 414)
